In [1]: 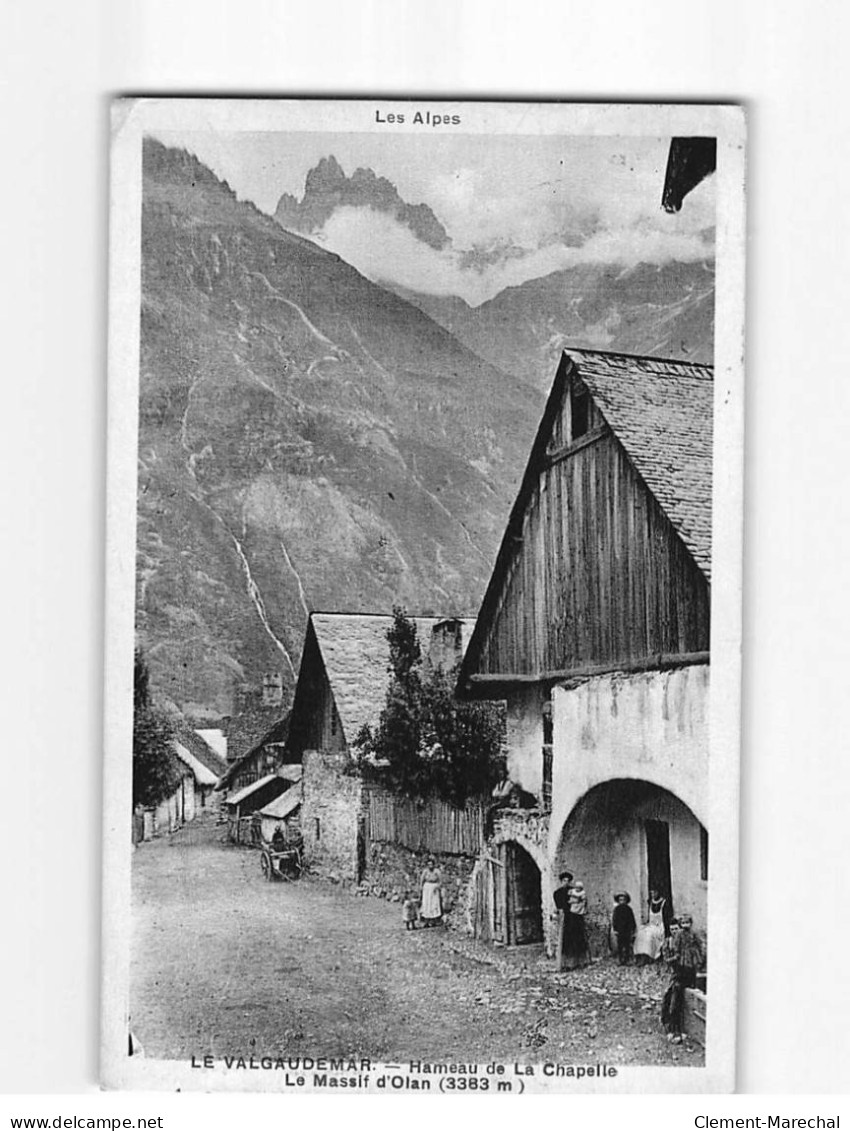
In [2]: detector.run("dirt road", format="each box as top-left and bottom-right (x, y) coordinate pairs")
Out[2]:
(131, 816), (703, 1067)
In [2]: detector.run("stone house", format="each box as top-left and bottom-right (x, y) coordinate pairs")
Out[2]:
(457, 349), (712, 955)
(215, 712), (292, 796)
(172, 723), (228, 814)
(133, 725), (227, 843)
(286, 612), (474, 884)
(222, 671), (287, 763)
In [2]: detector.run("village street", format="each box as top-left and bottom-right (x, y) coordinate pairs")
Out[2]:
(131, 815), (703, 1069)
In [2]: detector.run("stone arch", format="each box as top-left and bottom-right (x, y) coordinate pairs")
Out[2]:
(489, 825), (549, 876)
(552, 778), (707, 943)
(467, 820), (556, 954)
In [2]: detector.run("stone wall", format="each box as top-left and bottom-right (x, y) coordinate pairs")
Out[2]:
(301, 750), (364, 883)
(359, 839), (477, 931)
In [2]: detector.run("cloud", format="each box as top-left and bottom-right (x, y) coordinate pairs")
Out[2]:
(315, 203), (714, 306)
(427, 167), (581, 249)
(424, 148), (716, 254)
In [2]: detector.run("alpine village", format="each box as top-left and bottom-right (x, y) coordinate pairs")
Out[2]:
(130, 135), (716, 1070)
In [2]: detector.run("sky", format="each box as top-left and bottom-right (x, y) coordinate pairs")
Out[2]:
(154, 130), (716, 306)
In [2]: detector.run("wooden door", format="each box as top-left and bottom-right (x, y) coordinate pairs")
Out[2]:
(493, 843), (507, 943)
(355, 815), (367, 883)
(506, 843), (543, 945)
(645, 819), (674, 917)
(473, 859), (493, 942)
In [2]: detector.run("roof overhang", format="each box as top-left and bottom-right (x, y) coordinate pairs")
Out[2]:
(226, 772), (285, 807)
(460, 652), (711, 700)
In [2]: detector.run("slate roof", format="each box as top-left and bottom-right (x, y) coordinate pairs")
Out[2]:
(258, 781), (302, 821)
(565, 349), (713, 579)
(309, 613), (476, 747)
(171, 722), (229, 781)
(215, 711), (291, 791)
(227, 772), (284, 807)
(172, 740), (219, 787)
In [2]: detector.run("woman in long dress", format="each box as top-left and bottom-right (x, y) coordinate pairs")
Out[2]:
(419, 858), (443, 927)
(634, 890), (667, 964)
(554, 872), (589, 970)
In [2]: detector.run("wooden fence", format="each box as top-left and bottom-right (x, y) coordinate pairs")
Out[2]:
(367, 789), (485, 857)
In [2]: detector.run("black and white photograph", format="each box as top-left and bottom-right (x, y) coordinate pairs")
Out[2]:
(101, 99), (745, 1093)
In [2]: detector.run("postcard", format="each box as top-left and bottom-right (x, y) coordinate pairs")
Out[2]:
(102, 98), (745, 1093)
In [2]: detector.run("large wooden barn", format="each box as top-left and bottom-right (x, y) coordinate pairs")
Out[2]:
(457, 348), (712, 954)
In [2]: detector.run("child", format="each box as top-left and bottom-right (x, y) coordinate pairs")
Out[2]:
(568, 880), (587, 917)
(611, 892), (636, 965)
(402, 892), (418, 930)
(674, 915), (705, 987)
(661, 916), (704, 1042)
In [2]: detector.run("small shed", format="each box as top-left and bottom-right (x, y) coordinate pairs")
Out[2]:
(225, 772), (291, 844)
(257, 781), (302, 844)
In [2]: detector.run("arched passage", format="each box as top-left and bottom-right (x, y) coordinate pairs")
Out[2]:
(553, 778), (707, 939)
(471, 838), (545, 947)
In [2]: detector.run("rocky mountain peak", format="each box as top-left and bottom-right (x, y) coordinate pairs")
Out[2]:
(274, 156), (451, 250)
(304, 154), (347, 193)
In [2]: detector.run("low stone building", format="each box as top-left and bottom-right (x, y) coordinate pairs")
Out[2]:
(133, 726), (227, 843)
(172, 723), (228, 814)
(286, 613), (475, 884)
(458, 349), (712, 955)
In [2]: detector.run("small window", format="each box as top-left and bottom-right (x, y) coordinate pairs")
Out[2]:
(331, 709), (337, 737)
(571, 387), (589, 440)
(314, 817), (321, 842)
(542, 703), (553, 745)
(542, 746), (553, 814)
(541, 703), (553, 813)
(700, 825), (709, 882)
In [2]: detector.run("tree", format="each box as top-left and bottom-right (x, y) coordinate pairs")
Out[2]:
(356, 609), (505, 806)
(133, 650), (178, 810)
(420, 664), (505, 806)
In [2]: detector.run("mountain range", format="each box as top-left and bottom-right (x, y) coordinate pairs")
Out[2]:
(138, 140), (541, 719)
(274, 156), (714, 389)
(391, 259), (714, 389)
(138, 141), (715, 720)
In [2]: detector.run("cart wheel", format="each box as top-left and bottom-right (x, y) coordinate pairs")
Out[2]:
(261, 852), (272, 881)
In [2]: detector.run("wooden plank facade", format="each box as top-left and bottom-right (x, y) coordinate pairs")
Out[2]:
(286, 624), (346, 757)
(465, 362), (710, 684)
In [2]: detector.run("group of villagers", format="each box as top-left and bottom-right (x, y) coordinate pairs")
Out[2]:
(554, 872), (705, 1043)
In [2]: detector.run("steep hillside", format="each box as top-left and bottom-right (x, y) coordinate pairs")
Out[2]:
(137, 140), (541, 717)
(395, 260), (715, 390)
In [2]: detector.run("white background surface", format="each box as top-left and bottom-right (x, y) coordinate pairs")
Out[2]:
(2, 0), (849, 1114)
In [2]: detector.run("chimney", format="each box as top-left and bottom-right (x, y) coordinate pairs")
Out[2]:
(262, 671), (284, 708)
(428, 619), (464, 673)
